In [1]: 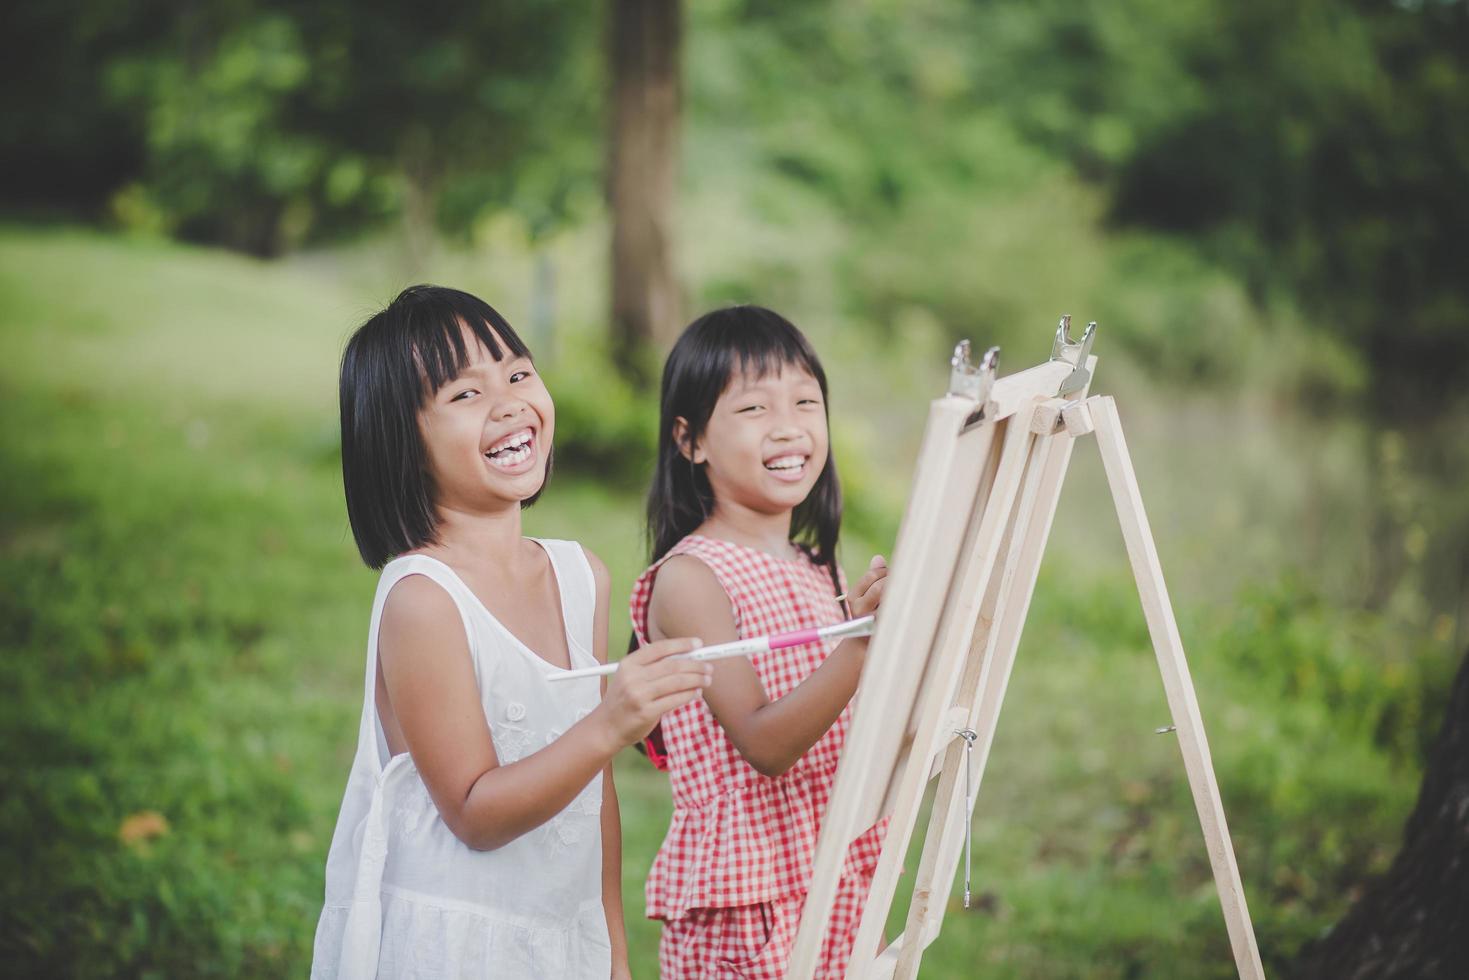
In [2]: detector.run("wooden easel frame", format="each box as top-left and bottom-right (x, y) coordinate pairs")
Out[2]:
(788, 322), (1265, 979)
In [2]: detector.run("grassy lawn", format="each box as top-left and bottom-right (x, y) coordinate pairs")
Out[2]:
(0, 226), (1439, 977)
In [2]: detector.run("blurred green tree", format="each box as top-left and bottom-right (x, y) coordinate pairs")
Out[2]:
(977, 0), (1469, 419)
(5, 0), (1466, 411)
(3, 0), (601, 255)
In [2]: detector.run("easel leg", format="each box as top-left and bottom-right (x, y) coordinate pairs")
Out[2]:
(890, 428), (1079, 980)
(789, 398), (988, 979)
(1090, 396), (1266, 980)
(847, 414), (1039, 976)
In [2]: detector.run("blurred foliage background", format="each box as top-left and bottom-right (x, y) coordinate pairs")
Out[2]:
(2, 0), (1467, 976)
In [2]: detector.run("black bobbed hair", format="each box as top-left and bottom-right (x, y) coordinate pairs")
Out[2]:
(645, 304), (842, 581)
(339, 284), (547, 568)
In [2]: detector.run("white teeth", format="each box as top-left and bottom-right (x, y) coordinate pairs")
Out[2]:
(766, 455), (806, 471)
(486, 444), (531, 469)
(485, 429), (534, 469)
(488, 429), (533, 454)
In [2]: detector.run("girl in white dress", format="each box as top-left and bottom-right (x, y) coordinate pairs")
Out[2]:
(312, 285), (711, 979)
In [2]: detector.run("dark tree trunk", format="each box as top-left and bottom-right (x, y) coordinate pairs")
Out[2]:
(1294, 647), (1469, 979)
(608, 0), (682, 382)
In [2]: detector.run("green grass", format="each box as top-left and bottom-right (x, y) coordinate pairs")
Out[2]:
(0, 225), (1450, 977)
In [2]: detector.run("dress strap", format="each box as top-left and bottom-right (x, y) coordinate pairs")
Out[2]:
(533, 538), (597, 663)
(335, 753), (417, 979)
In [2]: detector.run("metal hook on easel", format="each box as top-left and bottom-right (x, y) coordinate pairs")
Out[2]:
(1051, 315), (1097, 396)
(950, 341), (1000, 432)
(953, 727), (979, 908)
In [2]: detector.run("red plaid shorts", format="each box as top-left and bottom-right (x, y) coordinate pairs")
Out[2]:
(657, 868), (875, 979)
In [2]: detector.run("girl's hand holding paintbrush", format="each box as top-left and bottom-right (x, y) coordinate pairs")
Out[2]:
(590, 637), (713, 745)
(841, 554), (889, 623)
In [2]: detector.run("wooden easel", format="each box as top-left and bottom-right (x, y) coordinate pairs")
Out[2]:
(788, 320), (1265, 979)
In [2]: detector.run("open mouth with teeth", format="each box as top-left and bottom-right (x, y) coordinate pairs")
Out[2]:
(485, 428), (536, 471)
(764, 453), (809, 481)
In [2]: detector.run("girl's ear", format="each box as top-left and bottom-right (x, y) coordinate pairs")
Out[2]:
(673, 417), (705, 464)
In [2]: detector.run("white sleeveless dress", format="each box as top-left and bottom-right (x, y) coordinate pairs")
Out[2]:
(311, 540), (611, 979)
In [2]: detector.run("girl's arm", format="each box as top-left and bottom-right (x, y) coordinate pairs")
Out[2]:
(646, 555), (888, 778)
(378, 574), (710, 852)
(587, 551), (632, 979)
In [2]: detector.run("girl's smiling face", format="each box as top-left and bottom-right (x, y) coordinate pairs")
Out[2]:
(683, 363), (829, 516)
(418, 324), (555, 513)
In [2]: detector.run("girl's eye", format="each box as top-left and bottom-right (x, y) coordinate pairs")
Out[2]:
(798, 398), (821, 407)
(451, 389), (478, 402)
(737, 405), (764, 414)
(509, 370), (531, 383)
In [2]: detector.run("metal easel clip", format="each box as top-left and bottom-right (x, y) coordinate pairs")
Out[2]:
(950, 340), (1000, 431)
(954, 727), (979, 908)
(1050, 315), (1097, 396)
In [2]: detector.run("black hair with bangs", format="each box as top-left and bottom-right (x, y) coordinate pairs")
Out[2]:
(339, 284), (547, 568)
(646, 305), (843, 587)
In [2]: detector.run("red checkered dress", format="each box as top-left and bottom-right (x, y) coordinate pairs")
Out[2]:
(630, 534), (887, 979)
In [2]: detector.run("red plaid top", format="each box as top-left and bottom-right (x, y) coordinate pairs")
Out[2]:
(630, 534), (887, 920)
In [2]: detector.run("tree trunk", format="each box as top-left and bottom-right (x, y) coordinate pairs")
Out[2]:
(608, 0), (682, 382)
(1294, 647), (1469, 979)
(398, 124), (438, 272)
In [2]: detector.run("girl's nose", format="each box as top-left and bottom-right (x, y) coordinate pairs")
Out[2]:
(492, 398), (529, 421)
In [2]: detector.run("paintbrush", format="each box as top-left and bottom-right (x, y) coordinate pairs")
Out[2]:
(547, 615), (876, 682)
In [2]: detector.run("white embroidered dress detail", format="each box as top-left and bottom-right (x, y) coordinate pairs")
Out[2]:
(311, 540), (610, 979)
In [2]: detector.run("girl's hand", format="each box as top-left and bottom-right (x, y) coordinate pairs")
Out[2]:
(848, 554), (889, 620)
(594, 637), (712, 748)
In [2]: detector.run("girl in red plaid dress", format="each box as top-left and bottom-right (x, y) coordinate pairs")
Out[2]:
(630, 306), (891, 978)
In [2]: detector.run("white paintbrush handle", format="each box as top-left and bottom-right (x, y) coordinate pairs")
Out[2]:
(547, 640), (766, 682)
(547, 615), (875, 683)
(549, 662), (622, 681)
